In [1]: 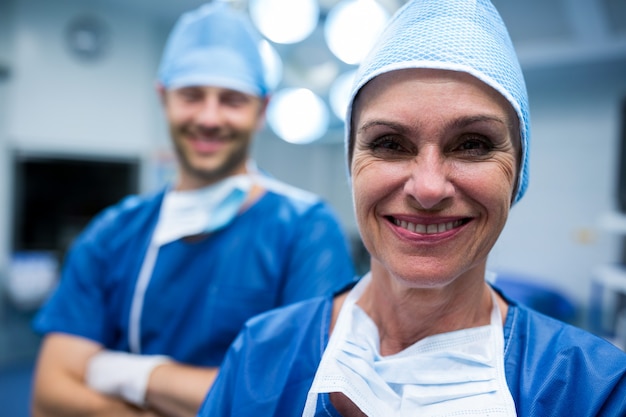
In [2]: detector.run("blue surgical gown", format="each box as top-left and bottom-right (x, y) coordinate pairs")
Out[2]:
(33, 183), (357, 366)
(198, 286), (626, 416)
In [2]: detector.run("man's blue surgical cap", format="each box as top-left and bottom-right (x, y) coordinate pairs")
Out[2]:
(158, 2), (269, 97)
(346, 0), (530, 203)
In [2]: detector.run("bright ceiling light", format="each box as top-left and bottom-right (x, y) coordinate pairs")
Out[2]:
(249, 0), (320, 44)
(267, 88), (329, 144)
(328, 69), (357, 121)
(324, 0), (390, 64)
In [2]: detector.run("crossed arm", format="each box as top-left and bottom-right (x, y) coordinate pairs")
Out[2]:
(31, 333), (218, 417)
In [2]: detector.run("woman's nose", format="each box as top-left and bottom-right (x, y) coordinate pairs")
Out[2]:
(404, 149), (455, 209)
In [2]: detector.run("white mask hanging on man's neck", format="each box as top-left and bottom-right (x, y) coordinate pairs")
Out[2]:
(151, 174), (253, 246)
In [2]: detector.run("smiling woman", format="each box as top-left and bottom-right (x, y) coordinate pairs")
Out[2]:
(196, 1), (626, 416)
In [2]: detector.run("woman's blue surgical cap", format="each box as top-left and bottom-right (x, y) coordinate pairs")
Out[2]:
(158, 2), (269, 98)
(346, 0), (530, 203)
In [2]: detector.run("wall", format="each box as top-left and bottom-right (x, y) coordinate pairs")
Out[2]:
(6, 0), (159, 156)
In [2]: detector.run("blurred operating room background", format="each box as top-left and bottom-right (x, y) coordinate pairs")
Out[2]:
(1, 0), (626, 415)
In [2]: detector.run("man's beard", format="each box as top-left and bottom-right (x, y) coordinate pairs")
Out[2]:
(172, 125), (250, 184)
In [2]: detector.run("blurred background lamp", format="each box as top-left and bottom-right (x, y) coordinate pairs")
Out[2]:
(267, 88), (329, 144)
(259, 39), (283, 91)
(249, 0), (320, 44)
(324, 0), (390, 65)
(329, 69), (357, 121)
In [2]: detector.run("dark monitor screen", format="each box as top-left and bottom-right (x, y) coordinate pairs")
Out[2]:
(12, 154), (140, 262)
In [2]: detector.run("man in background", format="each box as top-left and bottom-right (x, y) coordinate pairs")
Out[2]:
(30, 3), (356, 416)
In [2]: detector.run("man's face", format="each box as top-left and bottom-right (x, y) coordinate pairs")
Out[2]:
(162, 85), (267, 190)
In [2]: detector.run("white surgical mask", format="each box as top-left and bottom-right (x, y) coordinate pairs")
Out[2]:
(302, 273), (517, 417)
(151, 174), (253, 246)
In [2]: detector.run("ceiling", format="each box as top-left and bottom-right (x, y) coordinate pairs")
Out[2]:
(493, 0), (626, 69)
(105, 0), (626, 71)
(100, 0), (626, 140)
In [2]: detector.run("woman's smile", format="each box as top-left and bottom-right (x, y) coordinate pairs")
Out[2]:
(389, 217), (466, 234)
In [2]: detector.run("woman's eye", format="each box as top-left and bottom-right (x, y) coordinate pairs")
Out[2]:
(368, 137), (405, 153)
(456, 136), (493, 155)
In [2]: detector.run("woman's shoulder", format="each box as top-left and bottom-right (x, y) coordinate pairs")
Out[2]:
(203, 295), (335, 415)
(504, 302), (626, 414)
(506, 302), (624, 359)
(241, 295), (334, 344)
(224, 294), (336, 384)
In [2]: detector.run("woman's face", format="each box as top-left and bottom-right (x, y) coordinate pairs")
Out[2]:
(351, 68), (519, 289)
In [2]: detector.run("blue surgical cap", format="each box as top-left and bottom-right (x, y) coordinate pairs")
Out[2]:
(158, 2), (269, 97)
(346, 0), (530, 203)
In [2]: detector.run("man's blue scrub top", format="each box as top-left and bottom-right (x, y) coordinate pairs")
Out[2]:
(33, 183), (357, 366)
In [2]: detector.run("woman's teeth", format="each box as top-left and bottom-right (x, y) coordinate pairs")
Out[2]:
(393, 219), (463, 234)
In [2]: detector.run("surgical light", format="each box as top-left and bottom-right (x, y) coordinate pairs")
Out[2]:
(267, 88), (329, 144)
(249, 0), (320, 44)
(324, 0), (390, 65)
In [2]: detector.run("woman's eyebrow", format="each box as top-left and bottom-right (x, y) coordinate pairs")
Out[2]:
(357, 120), (408, 135)
(446, 115), (511, 131)
(358, 115), (510, 135)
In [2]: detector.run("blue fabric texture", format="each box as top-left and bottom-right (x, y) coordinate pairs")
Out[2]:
(197, 287), (626, 416)
(157, 2), (269, 97)
(32, 179), (356, 367)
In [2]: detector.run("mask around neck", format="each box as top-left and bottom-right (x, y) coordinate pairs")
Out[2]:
(152, 175), (253, 246)
(303, 274), (517, 417)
